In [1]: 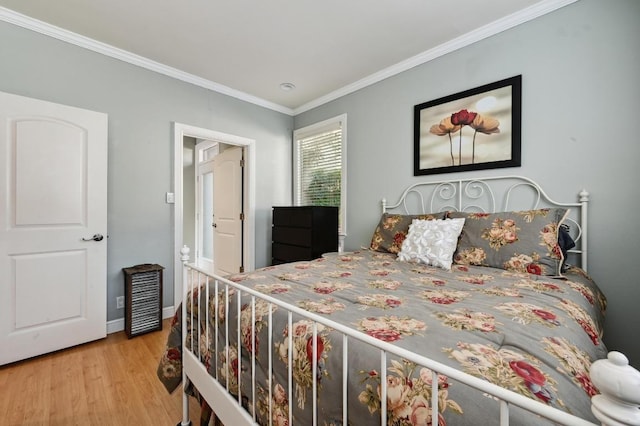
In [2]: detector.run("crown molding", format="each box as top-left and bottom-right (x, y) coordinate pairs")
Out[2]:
(2, 0), (578, 117)
(0, 7), (294, 116)
(293, 0), (579, 114)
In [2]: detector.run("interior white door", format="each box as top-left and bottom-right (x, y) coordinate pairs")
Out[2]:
(0, 91), (108, 365)
(213, 146), (243, 276)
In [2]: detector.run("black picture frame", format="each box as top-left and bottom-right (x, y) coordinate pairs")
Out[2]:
(414, 75), (521, 176)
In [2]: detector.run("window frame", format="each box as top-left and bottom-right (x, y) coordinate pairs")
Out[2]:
(293, 114), (347, 250)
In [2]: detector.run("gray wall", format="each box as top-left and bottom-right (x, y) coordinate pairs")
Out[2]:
(0, 21), (293, 322)
(294, 0), (640, 367)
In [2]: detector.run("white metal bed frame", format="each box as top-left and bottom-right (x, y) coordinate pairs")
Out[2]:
(177, 176), (640, 426)
(381, 175), (589, 270)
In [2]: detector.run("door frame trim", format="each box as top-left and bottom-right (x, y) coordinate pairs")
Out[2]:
(173, 122), (255, 309)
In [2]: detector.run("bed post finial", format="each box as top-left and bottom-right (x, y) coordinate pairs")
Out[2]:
(579, 189), (590, 203)
(590, 351), (640, 426)
(381, 198), (387, 214)
(180, 245), (190, 263)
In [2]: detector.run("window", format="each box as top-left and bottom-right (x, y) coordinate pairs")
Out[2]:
(293, 114), (347, 249)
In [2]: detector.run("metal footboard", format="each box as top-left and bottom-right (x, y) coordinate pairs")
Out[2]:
(175, 248), (637, 426)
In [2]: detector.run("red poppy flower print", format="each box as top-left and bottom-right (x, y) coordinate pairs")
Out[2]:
(430, 108), (501, 166)
(451, 109), (477, 126)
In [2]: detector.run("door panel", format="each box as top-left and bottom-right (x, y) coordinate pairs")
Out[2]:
(13, 250), (85, 328)
(0, 91), (108, 365)
(15, 119), (85, 225)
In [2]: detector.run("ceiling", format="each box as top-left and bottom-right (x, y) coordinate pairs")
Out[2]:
(0, 0), (575, 114)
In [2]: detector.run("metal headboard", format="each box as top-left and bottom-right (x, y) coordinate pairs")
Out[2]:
(381, 175), (589, 271)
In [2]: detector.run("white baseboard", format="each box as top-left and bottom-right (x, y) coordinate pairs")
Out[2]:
(106, 305), (176, 334)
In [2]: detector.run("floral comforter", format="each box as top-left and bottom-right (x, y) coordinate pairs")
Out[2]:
(158, 250), (607, 426)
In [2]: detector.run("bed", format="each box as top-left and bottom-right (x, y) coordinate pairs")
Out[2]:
(158, 175), (640, 426)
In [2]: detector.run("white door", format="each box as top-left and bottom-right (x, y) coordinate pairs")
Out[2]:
(0, 91), (108, 366)
(213, 146), (243, 276)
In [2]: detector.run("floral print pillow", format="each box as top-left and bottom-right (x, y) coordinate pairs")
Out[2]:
(370, 212), (446, 254)
(448, 208), (569, 276)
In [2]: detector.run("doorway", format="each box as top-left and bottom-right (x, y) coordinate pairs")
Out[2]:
(173, 123), (255, 309)
(192, 141), (244, 276)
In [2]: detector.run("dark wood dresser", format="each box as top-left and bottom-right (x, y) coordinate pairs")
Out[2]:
(271, 206), (339, 265)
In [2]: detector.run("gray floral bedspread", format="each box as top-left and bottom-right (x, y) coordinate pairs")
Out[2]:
(158, 250), (607, 425)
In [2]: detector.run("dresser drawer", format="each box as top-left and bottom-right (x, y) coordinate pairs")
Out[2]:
(271, 206), (338, 265)
(272, 207), (313, 228)
(272, 243), (313, 263)
(272, 226), (312, 247)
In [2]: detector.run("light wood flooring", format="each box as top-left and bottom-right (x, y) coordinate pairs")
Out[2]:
(0, 319), (201, 425)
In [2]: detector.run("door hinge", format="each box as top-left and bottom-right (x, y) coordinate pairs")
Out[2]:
(239, 212), (245, 221)
(239, 266), (244, 273)
(240, 159), (245, 167)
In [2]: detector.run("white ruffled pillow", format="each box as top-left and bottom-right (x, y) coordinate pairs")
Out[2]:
(397, 218), (466, 270)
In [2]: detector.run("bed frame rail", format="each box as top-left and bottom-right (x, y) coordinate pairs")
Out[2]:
(178, 247), (640, 426)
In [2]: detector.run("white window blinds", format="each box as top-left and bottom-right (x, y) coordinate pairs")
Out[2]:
(293, 115), (346, 236)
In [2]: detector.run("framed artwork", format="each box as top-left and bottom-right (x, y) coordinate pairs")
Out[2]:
(414, 75), (521, 176)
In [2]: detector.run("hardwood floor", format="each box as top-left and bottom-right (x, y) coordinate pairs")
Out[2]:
(0, 319), (201, 425)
